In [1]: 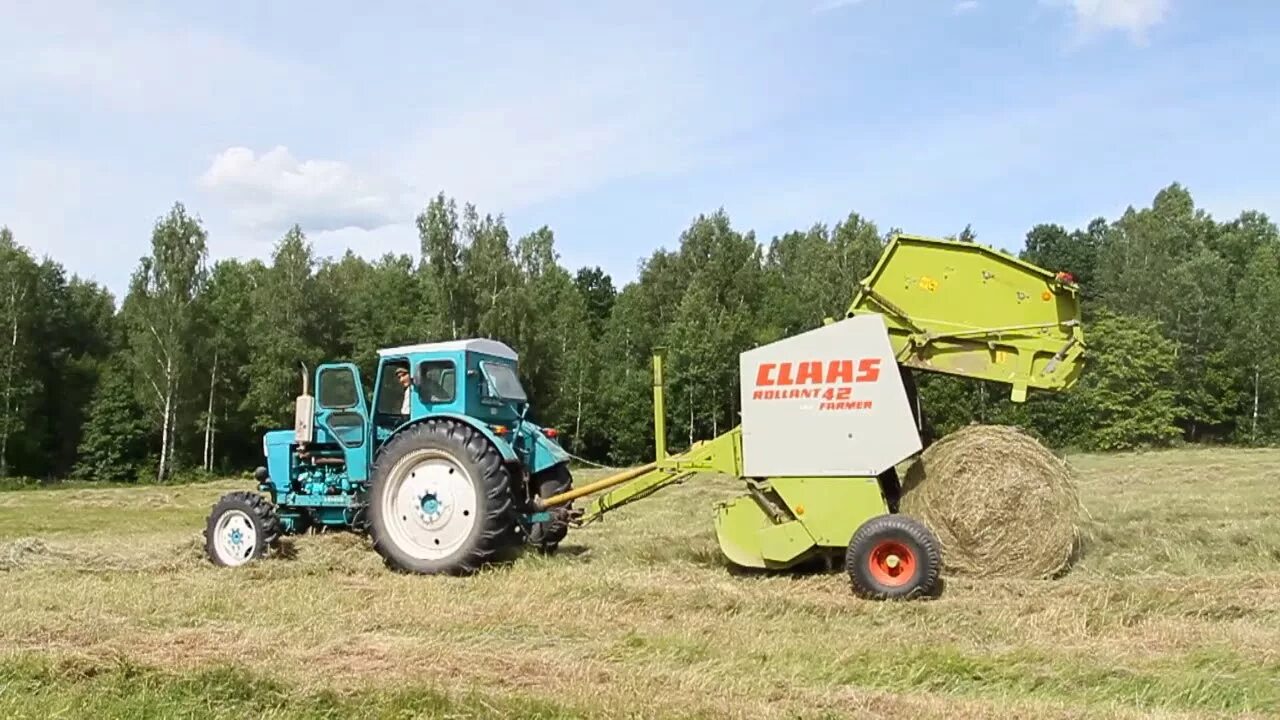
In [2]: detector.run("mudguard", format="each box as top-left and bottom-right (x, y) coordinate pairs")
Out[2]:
(387, 412), (520, 463)
(520, 420), (571, 475)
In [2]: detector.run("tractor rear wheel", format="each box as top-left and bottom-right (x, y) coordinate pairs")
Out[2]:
(527, 464), (572, 553)
(204, 491), (281, 567)
(367, 418), (519, 575)
(846, 514), (942, 600)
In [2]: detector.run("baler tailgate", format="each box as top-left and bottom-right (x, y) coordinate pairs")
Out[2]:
(846, 234), (1084, 401)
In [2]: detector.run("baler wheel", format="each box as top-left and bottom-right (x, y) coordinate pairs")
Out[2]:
(527, 464), (572, 553)
(203, 491), (281, 567)
(367, 418), (519, 575)
(846, 514), (942, 600)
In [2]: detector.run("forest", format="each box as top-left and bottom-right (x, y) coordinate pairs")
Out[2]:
(0, 181), (1276, 484)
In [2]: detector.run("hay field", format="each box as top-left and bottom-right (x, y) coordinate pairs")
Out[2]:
(1, 448), (1279, 719)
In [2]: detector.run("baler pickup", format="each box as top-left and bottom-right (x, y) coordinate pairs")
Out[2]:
(847, 234), (1084, 401)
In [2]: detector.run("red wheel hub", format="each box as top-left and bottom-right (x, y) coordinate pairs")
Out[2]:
(868, 540), (916, 587)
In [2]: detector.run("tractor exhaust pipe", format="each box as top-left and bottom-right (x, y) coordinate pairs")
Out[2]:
(295, 363), (315, 445)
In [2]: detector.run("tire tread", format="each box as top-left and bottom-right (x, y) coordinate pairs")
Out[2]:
(367, 418), (518, 575)
(846, 514), (943, 600)
(203, 490), (281, 566)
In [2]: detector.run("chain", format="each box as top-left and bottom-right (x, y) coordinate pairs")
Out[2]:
(562, 450), (621, 471)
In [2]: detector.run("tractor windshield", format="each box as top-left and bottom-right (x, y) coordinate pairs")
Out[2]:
(481, 362), (527, 402)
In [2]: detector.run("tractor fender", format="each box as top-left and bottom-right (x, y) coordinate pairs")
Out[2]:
(520, 421), (571, 475)
(386, 413), (519, 464)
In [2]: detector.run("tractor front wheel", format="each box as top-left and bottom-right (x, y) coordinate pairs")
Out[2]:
(204, 491), (281, 567)
(846, 514), (942, 600)
(367, 419), (518, 575)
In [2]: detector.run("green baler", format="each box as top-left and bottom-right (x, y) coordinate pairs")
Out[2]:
(538, 233), (1085, 599)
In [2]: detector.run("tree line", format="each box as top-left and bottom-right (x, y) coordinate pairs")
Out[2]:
(0, 182), (1275, 483)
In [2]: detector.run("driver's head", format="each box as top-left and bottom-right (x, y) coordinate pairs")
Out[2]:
(395, 366), (411, 386)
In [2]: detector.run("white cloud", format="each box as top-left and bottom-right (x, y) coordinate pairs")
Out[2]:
(954, 1), (980, 13)
(1059, 0), (1171, 42)
(197, 36), (758, 236)
(310, 225), (420, 263)
(175, 6), (776, 246)
(199, 147), (415, 234)
(813, 0), (871, 13)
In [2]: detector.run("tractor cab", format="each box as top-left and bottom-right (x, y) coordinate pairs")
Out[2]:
(277, 335), (552, 486)
(370, 338), (529, 440)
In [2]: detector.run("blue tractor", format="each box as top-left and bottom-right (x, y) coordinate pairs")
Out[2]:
(202, 338), (576, 574)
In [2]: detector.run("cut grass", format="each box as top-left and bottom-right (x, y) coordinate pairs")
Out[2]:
(2, 447), (1279, 718)
(0, 655), (586, 720)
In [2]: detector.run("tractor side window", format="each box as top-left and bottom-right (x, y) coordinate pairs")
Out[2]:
(318, 368), (359, 409)
(418, 361), (455, 403)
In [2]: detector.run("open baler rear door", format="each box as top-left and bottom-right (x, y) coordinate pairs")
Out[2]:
(846, 234), (1085, 402)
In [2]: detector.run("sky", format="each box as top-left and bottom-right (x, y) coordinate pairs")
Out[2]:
(1, 0), (1278, 301)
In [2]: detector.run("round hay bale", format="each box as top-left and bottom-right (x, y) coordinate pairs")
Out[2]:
(899, 424), (1080, 579)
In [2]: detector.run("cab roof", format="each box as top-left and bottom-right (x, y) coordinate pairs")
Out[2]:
(376, 338), (518, 361)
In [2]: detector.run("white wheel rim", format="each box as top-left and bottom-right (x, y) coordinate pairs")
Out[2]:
(213, 509), (257, 565)
(380, 449), (479, 560)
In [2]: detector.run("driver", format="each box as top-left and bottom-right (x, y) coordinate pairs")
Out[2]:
(395, 366), (413, 414)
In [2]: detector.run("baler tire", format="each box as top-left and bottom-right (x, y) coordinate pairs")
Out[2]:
(367, 419), (519, 575)
(846, 514), (942, 600)
(203, 491), (281, 567)
(527, 464), (573, 554)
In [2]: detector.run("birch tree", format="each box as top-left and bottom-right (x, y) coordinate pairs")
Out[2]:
(417, 194), (468, 340)
(461, 206), (521, 340)
(1231, 242), (1280, 442)
(197, 259), (258, 471)
(0, 228), (38, 477)
(512, 227), (591, 430)
(570, 267), (616, 457)
(123, 203), (209, 482)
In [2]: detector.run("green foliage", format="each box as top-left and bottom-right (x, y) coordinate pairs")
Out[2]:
(1229, 239), (1280, 443)
(317, 251), (425, 382)
(243, 226), (326, 431)
(416, 193), (467, 340)
(5, 181), (1280, 481)
(73, 358), (151, 483)
(1075, 312), (1182, 451)
(664, 211), (765, 444)
(574, 266), (616, 333)
(196, 258), (263, 471)
(1021, 220), (1102, 290)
